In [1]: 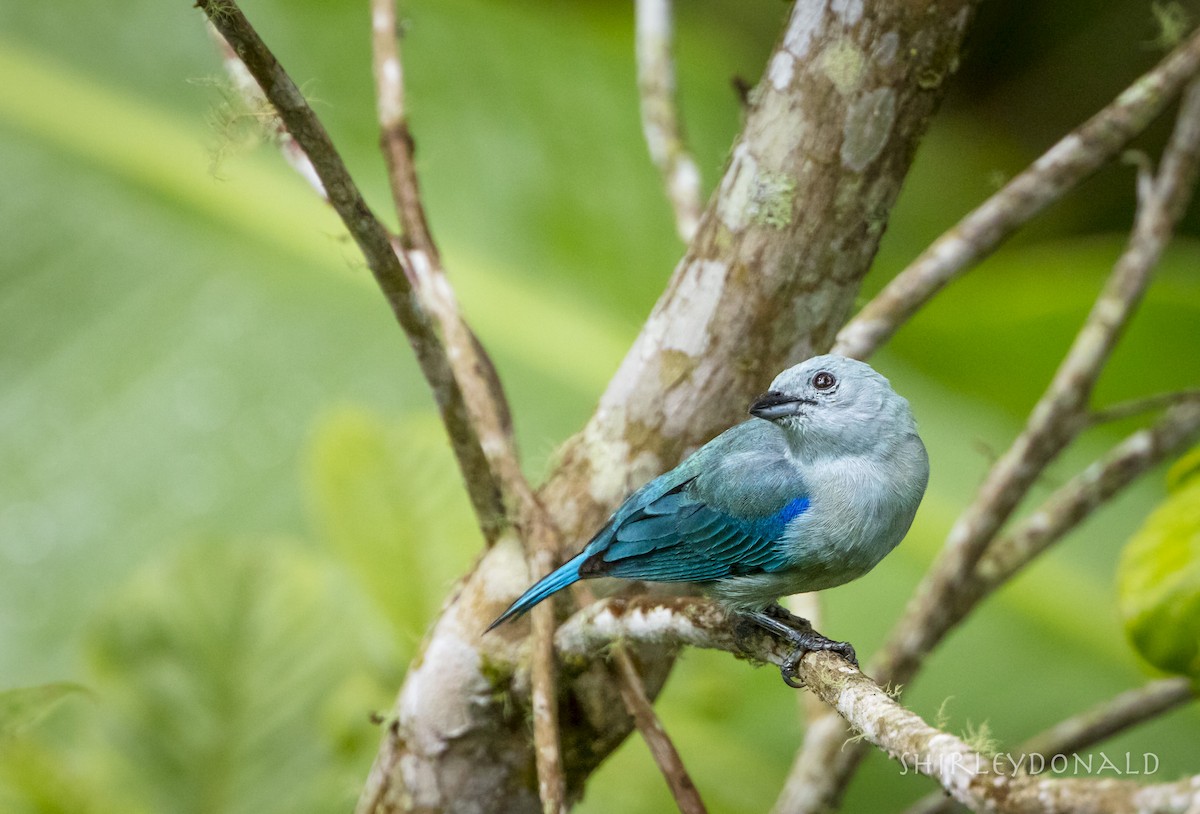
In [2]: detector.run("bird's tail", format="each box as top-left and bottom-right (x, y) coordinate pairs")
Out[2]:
(486, 551), (587, 631)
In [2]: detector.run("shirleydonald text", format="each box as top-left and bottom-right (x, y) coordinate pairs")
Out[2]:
(898, 752), (1160, 777)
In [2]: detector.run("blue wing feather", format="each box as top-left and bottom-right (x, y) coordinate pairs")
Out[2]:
(583, 490), (809, 582)
(487, 419), (811, 629)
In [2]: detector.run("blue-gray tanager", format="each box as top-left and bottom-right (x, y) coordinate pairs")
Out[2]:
(489, 355), (929, 683)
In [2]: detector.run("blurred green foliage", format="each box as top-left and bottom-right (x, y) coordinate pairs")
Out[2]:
(1119, 447), (1200, 681)
(2, 0), (1200, 812)
(307, 409), (481, 648)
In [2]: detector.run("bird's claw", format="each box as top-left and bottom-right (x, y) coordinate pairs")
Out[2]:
(779, 633), (858, 687)
(780, 652), (807, 688)
(740, 609), (858, 689)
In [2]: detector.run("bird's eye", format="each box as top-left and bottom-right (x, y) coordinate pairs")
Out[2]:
(812, 371), (836, 390)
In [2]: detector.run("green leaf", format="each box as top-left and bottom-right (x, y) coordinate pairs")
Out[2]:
(1118, 449), (1200, 680)
(83, 539), (395, 814)
(305, 407), (480, 646)
(0, 683), (88, 739)
(1167, 444), (1200, 492)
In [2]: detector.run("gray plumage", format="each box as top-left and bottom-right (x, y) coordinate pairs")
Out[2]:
(490, 354), (929, 629)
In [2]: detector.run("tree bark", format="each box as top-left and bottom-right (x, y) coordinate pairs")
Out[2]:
(356, 1), (974, 811)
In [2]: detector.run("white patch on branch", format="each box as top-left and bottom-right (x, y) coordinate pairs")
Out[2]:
(716, 143), (757, 231)
(873, 31), (899, 67)
(841, 88), (896, 171)
(482, 536), (534, 603)
(769, 52), (796, 91)
(831, 0), (864, 26)
(661, 260), (728, 356)
(784, 0), (830, 59)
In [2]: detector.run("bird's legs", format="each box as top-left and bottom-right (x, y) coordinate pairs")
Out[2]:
(738, 603), (858, 688)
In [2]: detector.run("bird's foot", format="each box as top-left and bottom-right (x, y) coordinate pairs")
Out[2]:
(761, 602), (814, 631)
(740, 609), (858, 689)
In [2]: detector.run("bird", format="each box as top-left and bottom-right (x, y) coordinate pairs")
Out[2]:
(488, 354), (929, 685)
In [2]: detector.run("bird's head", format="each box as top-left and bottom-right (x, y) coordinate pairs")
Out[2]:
(748, 355), (917, 454)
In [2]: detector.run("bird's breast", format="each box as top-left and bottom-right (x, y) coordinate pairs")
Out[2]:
(777, 455), (920, 588)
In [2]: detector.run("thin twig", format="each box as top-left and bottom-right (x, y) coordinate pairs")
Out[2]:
(1022, 677), (1196, 762)
(779, 77), (1200, 814)
(370, 0), (438, 261)
(772, 407), (1200, 814)
(903, 677), (1196, 814)
(531, 552), (567, 814)
(610, 647), (708, 814)
(365, 0), (526, 540)
(869, 401), (1200, 687)
(887, 76), (1200, 684)
(636, 0), (702, 242)
(199, 0), (509, 542)
(207, 4), (569, 805)
(833, 26), (1200, 362)
(1086, 389), (1200, 426)
(572, 583), (707, 814)
(979, 401), (1200, 590)
(367, 4), (566, 808)
(208, 24), (326, 198)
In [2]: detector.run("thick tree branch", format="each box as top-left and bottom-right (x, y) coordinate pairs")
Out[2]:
(833, 26), (1200, 361)
(636, 0), (703, 242)
(539, 0), (974, 562)
(778, 78), (1200, 814)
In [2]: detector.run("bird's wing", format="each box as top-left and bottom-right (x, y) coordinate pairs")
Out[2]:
(578, 462), (809, 583)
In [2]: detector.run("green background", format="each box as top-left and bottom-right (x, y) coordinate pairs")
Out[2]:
(1, 1), (1199, 811)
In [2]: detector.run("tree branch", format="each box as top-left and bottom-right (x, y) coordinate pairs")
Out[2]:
(208, 23), (326, 198)
(884, 76), (1200, 685)
(199, 0), (509, 542)
(978, 401), (1200, 589)
(916, 75), (1200, 599)
(778, 76), (1200, 814)
(636, 0), (703, 242)
(206, 2), (574, 808)
(833, 25), (1200, 362)
(559, 598), (1200, 814)
(1087, 389), (1200, 427)
(569, 581), (706, 814)
(539, 0), (974, 565)
(904, 677), (1196, 814)
(1022, 678), (1196, 764)
(367, 5), (568, 809)
(344, 0), (979, 808)
(610, 646), (708, 814)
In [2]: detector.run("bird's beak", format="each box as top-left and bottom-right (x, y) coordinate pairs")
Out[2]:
(749, 390), (811, 420)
